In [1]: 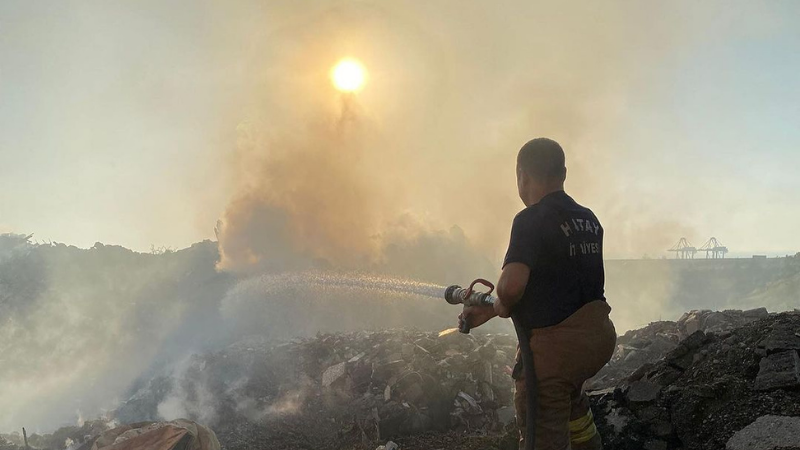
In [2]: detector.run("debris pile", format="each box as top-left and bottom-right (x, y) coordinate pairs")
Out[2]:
(592, 311), (800, 450)
(114, 329), (519, 450)
(589, 308), (770, 389)
(6, 309), (798, 450)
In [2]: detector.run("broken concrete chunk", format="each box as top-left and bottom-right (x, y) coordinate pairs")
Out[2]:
(348, 352), (366, 363)
(726, 415), (800, 450)
(742, 307), (768, 319)
(322, 361), (347, 387)
(753, 350), (800, 391)
(496, 406), (516, 426)
(703, 312), (729, 332)
(456, 391), (482, 414)
(682, 330), (709, 350)
(758, 328), (800, 354)
(626, 380), (662, 405)
(681, 311), (703, 336)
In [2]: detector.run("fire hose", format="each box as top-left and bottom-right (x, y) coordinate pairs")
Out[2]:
(444, 279), (537, 450)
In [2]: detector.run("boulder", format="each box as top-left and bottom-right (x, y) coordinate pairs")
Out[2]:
(753, 350), (800, 391)
(682, 311), (703, 336)
(741, 307), (769, 319)
(758, 328), (800, 354)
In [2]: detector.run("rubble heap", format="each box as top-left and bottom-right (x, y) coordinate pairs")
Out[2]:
(115, 329), (519, 450)
(589, 308), (770, 389)
(592, 311), (800, 450)
(6, 309), (798, 450)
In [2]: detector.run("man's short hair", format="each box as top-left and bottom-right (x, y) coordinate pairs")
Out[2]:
(517, 138), (566, 180)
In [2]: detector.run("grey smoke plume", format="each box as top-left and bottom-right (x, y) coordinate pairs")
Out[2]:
(212, 1), (730, 275)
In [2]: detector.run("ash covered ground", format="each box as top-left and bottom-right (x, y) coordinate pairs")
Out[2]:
(4, 309), (799, 450)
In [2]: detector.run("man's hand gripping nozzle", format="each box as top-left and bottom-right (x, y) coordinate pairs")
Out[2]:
(443, 279), (497, 334)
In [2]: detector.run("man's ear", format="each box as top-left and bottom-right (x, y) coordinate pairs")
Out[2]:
(517, 168), (528, 187)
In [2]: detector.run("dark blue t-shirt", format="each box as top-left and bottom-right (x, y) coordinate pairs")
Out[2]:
(503, 190), (605, 329)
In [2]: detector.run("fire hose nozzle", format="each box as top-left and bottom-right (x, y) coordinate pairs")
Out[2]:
(443, 285), (463, 305)
(443, 279), (497, 333)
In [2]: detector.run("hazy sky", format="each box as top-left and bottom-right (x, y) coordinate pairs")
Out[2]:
(1, 1), (798, 259)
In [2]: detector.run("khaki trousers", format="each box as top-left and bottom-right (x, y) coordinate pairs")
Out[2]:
(513, 301), (616, 450)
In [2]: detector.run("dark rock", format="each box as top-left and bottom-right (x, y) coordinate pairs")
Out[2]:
(742, 307), (769, 319)
(628, 363), (656, 382)
(703, 312), (730, 332)
(650, 367), (682, 387)
(758, 328), (800, 354)
(683, 330), (710, 351)
(665, 331), (710, 371)
(644, 439), (668, 450)
(753, 350), (800, 391)
(726, 415), (800, 450)
(635, 405), (667, 422)
(626, 380), (662, 405)
(593, 312), (800, 450)
(650, 419), (673, 437)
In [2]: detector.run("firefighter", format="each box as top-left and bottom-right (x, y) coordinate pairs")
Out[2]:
(459, 138), (617, 450)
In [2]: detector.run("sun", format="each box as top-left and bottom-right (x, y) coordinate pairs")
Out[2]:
(331, 58), (366, 92)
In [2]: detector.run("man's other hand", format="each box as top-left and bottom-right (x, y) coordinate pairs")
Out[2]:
(459, 304), (497, 331)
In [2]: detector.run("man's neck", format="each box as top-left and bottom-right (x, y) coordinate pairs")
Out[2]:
(525, 185), (564, 207)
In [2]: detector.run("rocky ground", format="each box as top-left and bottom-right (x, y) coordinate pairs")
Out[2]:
(593, 310), (800, 450)
(2, 310), (798, 450)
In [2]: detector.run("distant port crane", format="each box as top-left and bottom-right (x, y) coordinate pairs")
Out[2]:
(668, 237), (697, 259)
(699, 237), (728, 259)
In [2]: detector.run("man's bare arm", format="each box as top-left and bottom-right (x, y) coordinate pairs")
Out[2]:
(494, 262), (530, 318)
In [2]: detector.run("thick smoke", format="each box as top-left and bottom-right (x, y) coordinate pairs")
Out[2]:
(215, 101), (495, 283)
(0, 236), (233, 433)
(212, 1), (717, 279)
